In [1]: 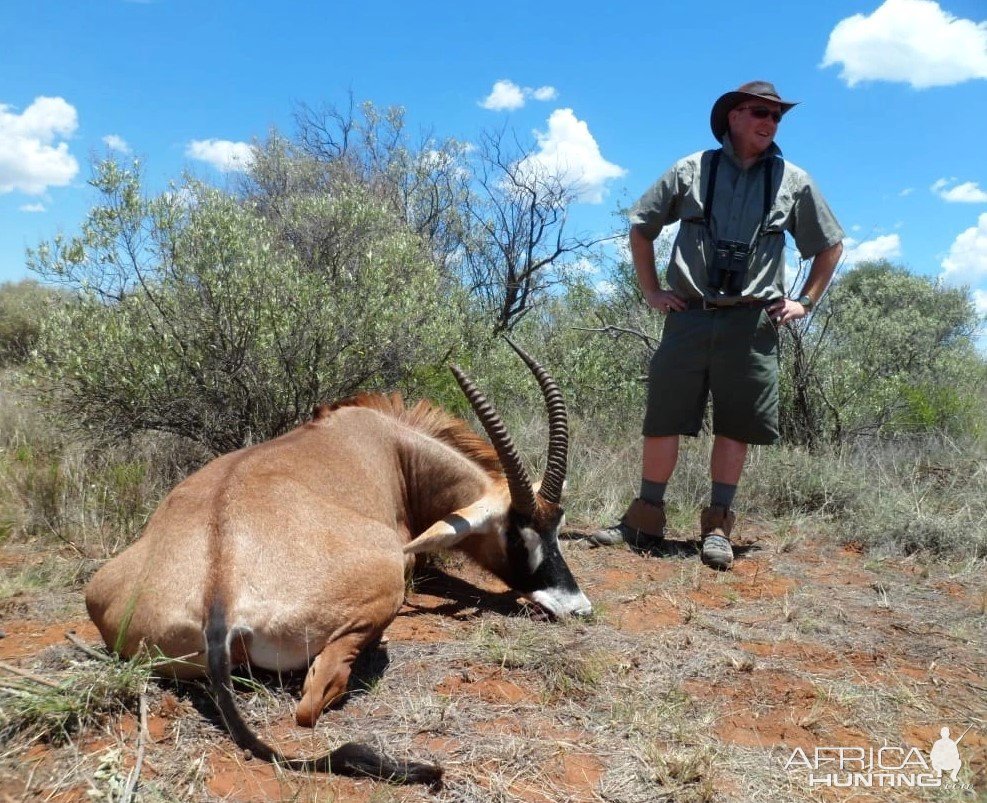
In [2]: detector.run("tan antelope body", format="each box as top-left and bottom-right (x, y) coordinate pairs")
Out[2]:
(85, 345), (590, 785)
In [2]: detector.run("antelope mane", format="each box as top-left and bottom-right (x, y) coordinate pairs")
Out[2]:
(313, 392), (504, 481)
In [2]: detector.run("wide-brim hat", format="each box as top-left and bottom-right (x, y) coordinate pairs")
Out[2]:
(710, 81), (798, 142)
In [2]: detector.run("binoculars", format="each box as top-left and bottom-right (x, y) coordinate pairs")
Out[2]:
(708, 239), (751, 296)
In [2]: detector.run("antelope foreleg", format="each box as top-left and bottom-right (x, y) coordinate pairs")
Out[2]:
(296, 630), (376, 727)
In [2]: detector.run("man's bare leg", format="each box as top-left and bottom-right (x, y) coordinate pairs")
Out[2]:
(643, 435), (679, 482)
(710, 435), (747, 485)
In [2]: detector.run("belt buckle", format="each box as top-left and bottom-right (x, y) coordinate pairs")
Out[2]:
(701, 298), (717, 311)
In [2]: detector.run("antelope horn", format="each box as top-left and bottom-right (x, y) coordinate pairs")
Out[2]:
(449, 365), (537, 517)
(503, 337), (569, 506)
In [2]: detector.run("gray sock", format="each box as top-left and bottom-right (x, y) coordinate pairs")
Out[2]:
(640, 479), (667, 505)
(711, 481), (737, 509)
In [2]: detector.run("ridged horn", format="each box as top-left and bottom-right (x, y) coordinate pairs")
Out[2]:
(449, 364), (537, 517)
(503, 337), (569, 506)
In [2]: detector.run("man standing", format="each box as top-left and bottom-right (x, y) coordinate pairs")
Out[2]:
(592, 81), (844, 570)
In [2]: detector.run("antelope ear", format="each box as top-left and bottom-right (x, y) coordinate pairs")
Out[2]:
(403, 496), (507, 555)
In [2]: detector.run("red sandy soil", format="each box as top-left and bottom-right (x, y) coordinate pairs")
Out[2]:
(1, 525), (984, 802)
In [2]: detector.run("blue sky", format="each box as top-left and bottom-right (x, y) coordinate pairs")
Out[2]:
(2, 0), (985, 326)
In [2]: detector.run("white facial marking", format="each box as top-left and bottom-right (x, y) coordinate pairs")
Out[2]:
(530, 587), (593, 618)
(520, 526), (544, 574)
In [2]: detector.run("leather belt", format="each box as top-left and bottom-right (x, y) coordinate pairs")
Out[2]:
(681, 298), (773, 311)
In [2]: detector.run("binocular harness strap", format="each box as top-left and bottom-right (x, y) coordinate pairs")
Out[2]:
(702, 149), (721, 230)
(701, 149), (777, 245)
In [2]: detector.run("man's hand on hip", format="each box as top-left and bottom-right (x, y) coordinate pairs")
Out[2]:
(646, 289), (687, 314)
(768, 298), (809, 325)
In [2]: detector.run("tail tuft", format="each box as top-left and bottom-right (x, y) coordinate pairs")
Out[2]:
(330, 741), (444, 787)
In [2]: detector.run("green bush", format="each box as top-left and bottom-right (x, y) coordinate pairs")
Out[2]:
(29, 160), (468, 454)
(779, 261), (984, 445)
(0, 280), (62, 366)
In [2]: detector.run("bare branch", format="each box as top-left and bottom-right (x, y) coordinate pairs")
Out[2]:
(461, 126), (609, 332)
(66, 632), (113, 662)
(0, 660), (62, 689)
(121, 694), (149, 803)
(571, 324), (659, 351)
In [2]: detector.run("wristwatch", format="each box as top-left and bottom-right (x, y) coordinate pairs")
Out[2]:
(797, 294), (814, 310)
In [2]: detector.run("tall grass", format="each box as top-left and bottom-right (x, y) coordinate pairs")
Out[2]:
(1, 370), (207, 563)
(742, 437), (986, 558)
(508, 409), (986, 561)
(3, 366), (984, 592)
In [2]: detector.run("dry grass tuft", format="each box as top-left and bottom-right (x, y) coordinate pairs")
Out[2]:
(0, 645), (159, 744)
(468, 617), (612, 700)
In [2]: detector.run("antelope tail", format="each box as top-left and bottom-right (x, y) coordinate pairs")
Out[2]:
(204, 600), (443, 786)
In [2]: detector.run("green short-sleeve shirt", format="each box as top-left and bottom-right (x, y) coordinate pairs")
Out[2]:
(629, 137), (844, 301)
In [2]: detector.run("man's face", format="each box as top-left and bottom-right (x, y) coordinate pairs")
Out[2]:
(727, 100), (782, 156)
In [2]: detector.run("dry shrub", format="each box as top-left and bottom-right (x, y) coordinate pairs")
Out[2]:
(1, 371), (207, 575)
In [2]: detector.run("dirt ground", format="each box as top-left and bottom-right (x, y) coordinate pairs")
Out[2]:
(1, 519), (985, 802)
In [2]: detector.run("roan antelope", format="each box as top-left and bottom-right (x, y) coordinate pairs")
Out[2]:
(84, 341), (591, 786)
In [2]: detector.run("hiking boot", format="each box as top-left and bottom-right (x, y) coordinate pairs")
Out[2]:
(589, 498), (665, 549)
(700, 505), (736, 570)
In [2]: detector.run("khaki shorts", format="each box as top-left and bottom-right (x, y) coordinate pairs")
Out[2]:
(643, 306), (780, 445)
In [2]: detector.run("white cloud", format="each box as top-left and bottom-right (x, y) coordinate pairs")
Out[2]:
(0, 96), (79, 195)
(517, 108), (625, 204)
(940, 216), (987, 355)
(973, 289), (987, 354)
(479, 80), (559, 111)
(821, 0), (987, 89)
(843, 233), (903, 265)
(611, 235), (632, 264)
(480, 80), (526, 111)
(569, 257), (598, 277)
(941, 212), (987, 283)
(973, 288), (987, 316)
(899, 188), (914, 197)
(943, 183), (987, 203)
(186, 139), (255, 172)
(931, 178), (987, 203)
(19, 202), (45, 213)
(102, 134), (130, 153)
(594, 280), (617, 297)
(973, 290), (987, 354)
(161, 186), (199, 209)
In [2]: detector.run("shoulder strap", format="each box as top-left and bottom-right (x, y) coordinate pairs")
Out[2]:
(762, 155), (776, 223)
(703, 149), (722, 228)
(701, 150), (778, 233)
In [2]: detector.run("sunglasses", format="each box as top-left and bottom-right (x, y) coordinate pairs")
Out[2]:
(736, 105), (782, 123)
